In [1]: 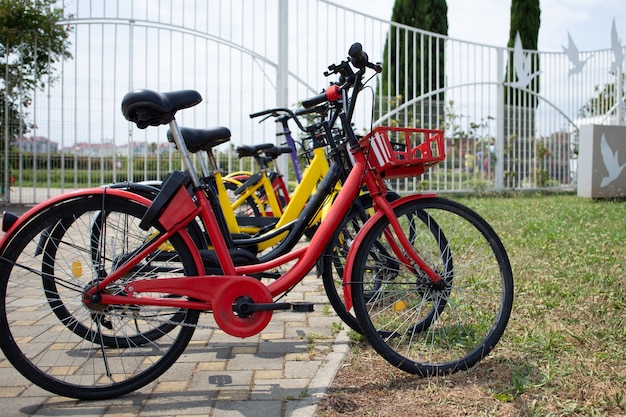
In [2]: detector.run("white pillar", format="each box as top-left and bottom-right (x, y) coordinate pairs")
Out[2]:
(495, 47), (505, 191)
(276, 0), (289, 176)
(617, 65), (623, 125)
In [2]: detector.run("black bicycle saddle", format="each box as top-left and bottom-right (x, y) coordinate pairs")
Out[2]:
(121, 89), (202, 129)
(166, 126), (231, 153)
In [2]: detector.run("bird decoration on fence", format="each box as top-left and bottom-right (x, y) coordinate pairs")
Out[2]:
(562, 32), (592, 75)
(610, 18), (625, 72)
(505, 32), (542, 89)
(600, 134), (626, 188)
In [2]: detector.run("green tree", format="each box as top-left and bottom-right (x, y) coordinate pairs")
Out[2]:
(578, 73), (626, 117)
(504, 0), (541, 108)
(0, 0), (72, 139)
(0, 0), (71, 197)
(378, 0), (448, 123)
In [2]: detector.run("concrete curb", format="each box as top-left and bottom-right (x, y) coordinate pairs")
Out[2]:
(287, 328), (350, 417)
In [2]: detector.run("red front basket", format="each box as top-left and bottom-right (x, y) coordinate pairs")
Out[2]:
(359, 126), (446, 179)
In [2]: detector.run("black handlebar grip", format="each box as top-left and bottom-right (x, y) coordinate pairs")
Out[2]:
(249, 109), (273, 118)
(301, 91), (329, 109)
(295, 105), (325, 116)
(349, 42), (368, 69)
(301, 85), (342, 109)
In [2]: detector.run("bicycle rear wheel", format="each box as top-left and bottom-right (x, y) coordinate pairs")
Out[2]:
(351, 197), (513, 376)
(0, 193), (199, 399)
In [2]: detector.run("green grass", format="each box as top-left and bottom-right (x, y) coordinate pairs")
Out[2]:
(319, 193), (625, 416)
(451, 193), (626, 414)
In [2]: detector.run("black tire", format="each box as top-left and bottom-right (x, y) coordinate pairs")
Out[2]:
(321, 193), (451, 334)
(351, 197), (513, 376)
(0, 194), (199, 400)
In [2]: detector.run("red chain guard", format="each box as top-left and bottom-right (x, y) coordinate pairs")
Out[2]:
(212, 276), (273, 338)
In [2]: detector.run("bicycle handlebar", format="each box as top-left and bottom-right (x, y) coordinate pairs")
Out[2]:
(249, 107), (294, 119)
(294, 104), (328, 116)
(249, 107), (311, 132)
(251, 43), (380, 135)
(301, 43), (381, 111)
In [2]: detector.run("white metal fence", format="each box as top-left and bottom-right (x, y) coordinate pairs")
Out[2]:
(2, 0), (624, 204)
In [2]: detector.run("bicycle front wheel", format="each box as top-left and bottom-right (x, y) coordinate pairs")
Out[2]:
(322, 192), (451, 334)
(0, 193), (200, 400)
(351, 197), (513, 376)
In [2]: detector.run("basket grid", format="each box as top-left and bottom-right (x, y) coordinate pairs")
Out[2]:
(359, 126), (446, 179)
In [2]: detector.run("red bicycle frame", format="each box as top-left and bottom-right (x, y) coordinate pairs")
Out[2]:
(83, 48), (446, 339)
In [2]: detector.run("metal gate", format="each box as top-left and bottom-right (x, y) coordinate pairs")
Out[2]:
(2, 0), (624, 204)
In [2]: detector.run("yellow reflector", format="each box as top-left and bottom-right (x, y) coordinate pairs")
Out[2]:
(71, 260), (82, 278)
(158, 241), (175, 251)
(393, 300), (407, 311)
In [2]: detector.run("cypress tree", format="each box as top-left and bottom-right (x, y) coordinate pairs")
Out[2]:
(378, 0), (448, 123)
(502, 0), (541, 187)
(505, 0), (541, 108)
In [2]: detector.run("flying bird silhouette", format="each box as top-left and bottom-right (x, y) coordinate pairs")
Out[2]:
(505, 32), (542, 88)
(610, 19), (625, 72)
(562, 32), (592, 75)
(600, 133), (626, 188)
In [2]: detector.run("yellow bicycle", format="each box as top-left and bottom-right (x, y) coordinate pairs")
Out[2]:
(170, 112), (339, 251)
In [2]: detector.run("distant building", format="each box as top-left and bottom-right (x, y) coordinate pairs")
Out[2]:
(16, 136), (58, 153)
(56, 140), (175, 156)
(116, 141), (151, 156)
(63, 141), (117, 157)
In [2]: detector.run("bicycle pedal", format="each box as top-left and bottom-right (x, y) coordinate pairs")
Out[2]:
(290, 302), (314, 312)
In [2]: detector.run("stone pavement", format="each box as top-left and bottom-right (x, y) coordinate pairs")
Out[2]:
(0, 204), (351, 417)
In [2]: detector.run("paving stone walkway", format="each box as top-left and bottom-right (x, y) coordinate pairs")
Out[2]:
(0, 204), (350, 417)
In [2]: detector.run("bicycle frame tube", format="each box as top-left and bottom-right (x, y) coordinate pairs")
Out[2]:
(225, 170), (254, 180)
(191, 141), (334, 253)
(212, 170), (243, 234)
(263, 157), (363, 296)
(256, 160), (344, 263)
(226, 171), (288, 219)
(273, 147), (328, 228)
(278, 116), (302, 182)
(271, 173), (290, 210)
(204, 140), (328, 248)
(252, 146), (330, 249)
(240, 171), (284, 217)
(85, 159), (363, 308)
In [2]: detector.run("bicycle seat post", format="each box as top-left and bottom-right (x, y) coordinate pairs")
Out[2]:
(205, 147), (220, 175)
(167, 120), (202, 188)
(194, 150), (212, 179)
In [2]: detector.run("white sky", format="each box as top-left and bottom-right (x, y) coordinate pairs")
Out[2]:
(336, 0), (626, 52)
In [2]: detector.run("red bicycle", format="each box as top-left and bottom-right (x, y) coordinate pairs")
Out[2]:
(0, 43), (513, 400)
